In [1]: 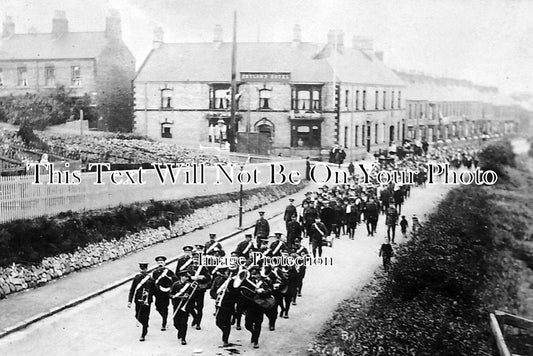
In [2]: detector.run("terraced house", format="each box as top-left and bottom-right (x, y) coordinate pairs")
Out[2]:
(0, 10), (135, 127)
(134, 25), (406, 158)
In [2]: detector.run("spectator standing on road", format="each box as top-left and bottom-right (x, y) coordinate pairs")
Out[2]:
(385, 206), (399, 243)
(400, 215), (409, 238)
(378, 237), (393, 272)
(254, 211), (270, 240)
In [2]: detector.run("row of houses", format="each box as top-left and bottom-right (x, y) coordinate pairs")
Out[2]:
(0, 12), (527, 158)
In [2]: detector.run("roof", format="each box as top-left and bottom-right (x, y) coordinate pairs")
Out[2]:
(0, 32), (111, 60)
(396, 71), (520, 105)
(135, 42), (405, 87)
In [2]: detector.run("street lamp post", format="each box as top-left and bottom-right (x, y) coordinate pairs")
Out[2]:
(238, 164), (243, 228)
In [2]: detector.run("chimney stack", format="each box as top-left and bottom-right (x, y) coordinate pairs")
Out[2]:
(352, 36), (373, 52)
(2, 16), (15, 38)
(293, 24), (302, 42)
(153, 26), (164, 49)
(105, 9), (122, 40)
(52, 10), (68, 39)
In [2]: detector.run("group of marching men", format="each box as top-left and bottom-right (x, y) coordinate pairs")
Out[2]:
(127, 205), (310, 349)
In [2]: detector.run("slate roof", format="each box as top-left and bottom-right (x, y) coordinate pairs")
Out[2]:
(0, 32), (110, 60)
(135, 41), (405, 86)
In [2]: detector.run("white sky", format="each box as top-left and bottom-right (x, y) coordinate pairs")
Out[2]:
(1, 0), (532, 96)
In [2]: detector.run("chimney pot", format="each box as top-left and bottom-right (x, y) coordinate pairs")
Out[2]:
(214, 24), (222, 42)
(2, 16), (15, 38)
(293, 24), (301, 42)
(153, 26), (164, 49)
(105, 10), (122, 40)
(52, 10), (68, 39)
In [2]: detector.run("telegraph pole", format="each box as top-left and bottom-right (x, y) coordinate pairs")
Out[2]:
(229, 11), (237, 152)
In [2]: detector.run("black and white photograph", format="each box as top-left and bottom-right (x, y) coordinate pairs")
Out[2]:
(0, 0), (531, 355)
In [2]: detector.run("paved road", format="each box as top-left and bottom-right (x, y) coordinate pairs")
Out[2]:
(0, 181), (451, 356)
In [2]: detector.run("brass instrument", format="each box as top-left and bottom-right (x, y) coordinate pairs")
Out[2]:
(172, 281), (198, 318)
(214, 276), (231, 317)
(232, 269), (249, 288)
(139, 288), (150, 306)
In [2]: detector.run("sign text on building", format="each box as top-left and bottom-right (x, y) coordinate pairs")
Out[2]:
(240, 72), (291, 82)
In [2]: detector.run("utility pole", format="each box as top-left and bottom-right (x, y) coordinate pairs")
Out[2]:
(229, 11), (237, 152)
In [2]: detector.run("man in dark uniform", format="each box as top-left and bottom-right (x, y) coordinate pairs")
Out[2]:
(175, 245), (194, 275)
(210, 264), (238, 346)
(254, 211), (270, 240)
(188, 252), (211, 330)
(319, 201), (335, 237)
(302, 200), (318, 239)
(269, 232), (287, 257)
(170, 270), (194, 345)
(244, 265), (273, 349)
(236, 234), (255, 260)
(151, 256), (176, 331)
(385, 206), (399, 243)
(128, 262), (155, 342)
(309, 216), (328, 258)
(379, 237), (394, 272)
(286, 214), (302, 249)
(393, 187), (405, 214)
(283, 198), (297, 230)
(291, 238), (308, 299)
(364, 198), (379, 236)
(204, 233), (224, 256)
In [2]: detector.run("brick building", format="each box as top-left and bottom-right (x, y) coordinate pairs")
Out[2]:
(0, 10), (135, 127)
(134, 26), (406, 158)
(395, 72), (520, 143)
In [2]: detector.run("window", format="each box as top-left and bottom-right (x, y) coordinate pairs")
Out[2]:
(398, 91), (402, 109)
(355, 125), (359, 146)
(362, 90), (366, 110)
(259, 89), (271, 109)
(71, 66), (81, 86)
(161, 124), (172, 138)
(383, 91), (386, 110)
(45, 66), (55, 87)
(161, 88), (173, 109)
(215, 89), (229, 109)
(291, 85), (322, 112)
(391, 91), (395, 109)
(375, 91), (379, 110)
(291, 122), (321, 147)
(355, 90), (359, 110)
(344, 126), (348, 147)
(375, 123), (378, 144)
(362, 125), (366, 146)
(17, 67), (28, 87)
(345, 90), (349, 109)
(382, 123), (386, 143)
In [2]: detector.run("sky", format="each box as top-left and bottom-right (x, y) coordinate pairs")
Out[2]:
(0, 0), (532, 97)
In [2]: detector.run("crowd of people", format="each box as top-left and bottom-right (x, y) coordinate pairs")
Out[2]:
(126, 142), (483, 350)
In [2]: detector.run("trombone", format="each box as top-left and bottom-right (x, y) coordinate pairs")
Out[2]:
(172, 281), (198, 318)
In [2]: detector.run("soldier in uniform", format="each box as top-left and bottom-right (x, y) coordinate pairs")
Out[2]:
(302, 200), (318, 239)
(244, 265), (273, 349)
(188, 251), (211, 330)
(385, 206), (399, 243)
(309, 216), (328, 258)
(291, 238), (308, 299)
(128, 262), (155, 342)
(254, 211), (270, 240)
(151, 255), (176, 331)
(204, 233), (224, 256)
(286, 214), (302, 249)
(283, 198), (297, 230)
(170, 270), (194, 345)
(210, 264), (239, 346)
(236, 234), (256, 260)
(269, 232), (287, 257)
(175, 245), (194, 275)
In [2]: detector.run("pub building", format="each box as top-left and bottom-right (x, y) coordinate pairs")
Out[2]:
(134, 25), (406, 159)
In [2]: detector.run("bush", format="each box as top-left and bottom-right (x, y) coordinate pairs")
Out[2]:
(0, 182), (306, 267)
(478, 140), (515, 179)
